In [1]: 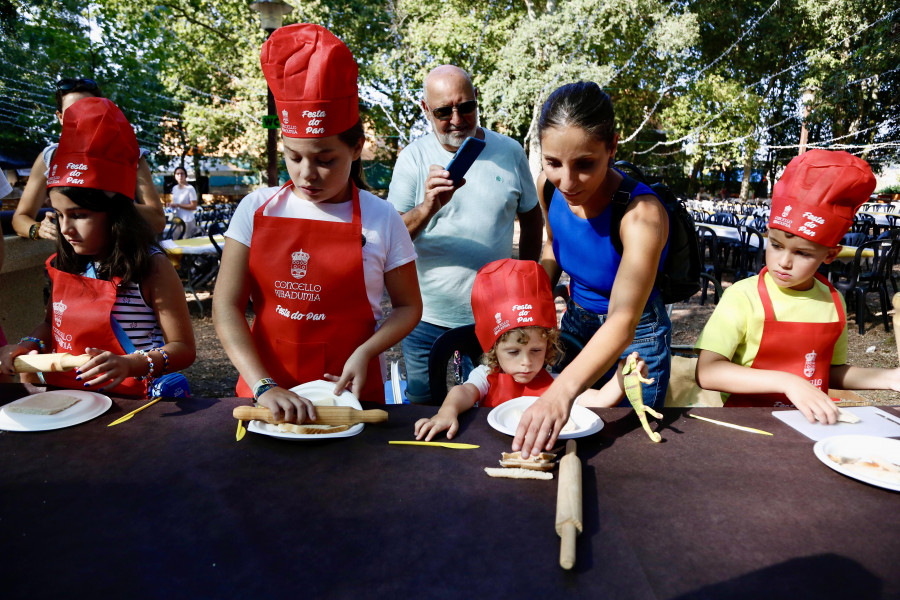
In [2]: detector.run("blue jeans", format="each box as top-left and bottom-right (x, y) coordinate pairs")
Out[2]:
(401, 320), (474, 405)
(559, 296), (671, 408)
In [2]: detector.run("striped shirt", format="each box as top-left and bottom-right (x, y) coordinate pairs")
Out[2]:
(111, 280), (164, 351)
(83, 256), (164, 352)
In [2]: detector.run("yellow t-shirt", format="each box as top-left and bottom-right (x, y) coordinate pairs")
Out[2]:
(695, 272), (848, 367)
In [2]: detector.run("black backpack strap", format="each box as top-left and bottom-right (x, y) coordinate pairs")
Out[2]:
(542, 177), (555, 209)
(610, 174), (640, 256)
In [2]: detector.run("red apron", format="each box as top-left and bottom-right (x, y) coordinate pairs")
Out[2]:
(483, 369), (554, 408)
(235, 183), (384, 402)
(726, 267), (845, 407)
(43, 255), (147, 397)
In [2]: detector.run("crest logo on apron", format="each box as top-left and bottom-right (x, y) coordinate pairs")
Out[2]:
(53, 300), (67, 328)
(282, 109), (289, 125)
(291, 249), (310, 279)
(803, 350), (817, 378)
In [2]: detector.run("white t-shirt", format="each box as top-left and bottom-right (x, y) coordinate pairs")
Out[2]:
(465, 365), (493, 400)
(226, 185), (417, 320)
(171, 184), (198, 223)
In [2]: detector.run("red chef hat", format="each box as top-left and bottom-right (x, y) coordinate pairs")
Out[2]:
(768, 149), (876, 247)
(471, 259), (557, 352)
(46, 97), (139, 200)
(260, 23), (359, 138)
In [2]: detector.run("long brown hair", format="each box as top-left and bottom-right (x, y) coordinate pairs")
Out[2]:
(52, 187), (159, 285)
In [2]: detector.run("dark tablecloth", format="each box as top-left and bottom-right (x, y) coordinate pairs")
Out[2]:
(1, 384), (897, 599)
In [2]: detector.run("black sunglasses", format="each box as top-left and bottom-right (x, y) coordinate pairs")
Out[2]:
(56, 78), (99, 93)
(430, 99), (478, 121)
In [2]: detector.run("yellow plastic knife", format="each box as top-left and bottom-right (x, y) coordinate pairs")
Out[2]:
(107, 397), (163, 427)
(388, 441), (480, 449)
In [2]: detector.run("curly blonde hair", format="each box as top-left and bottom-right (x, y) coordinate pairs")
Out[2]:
(482, 326), (561, 374)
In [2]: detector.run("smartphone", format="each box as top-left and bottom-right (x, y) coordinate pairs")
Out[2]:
(445, 136), (486, 186)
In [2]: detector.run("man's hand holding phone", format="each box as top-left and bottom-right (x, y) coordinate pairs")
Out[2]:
(421, 136), (485, 217)
(422, 165), (462, 217)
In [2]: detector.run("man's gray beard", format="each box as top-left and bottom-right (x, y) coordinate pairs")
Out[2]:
(434, 121), (478, 150)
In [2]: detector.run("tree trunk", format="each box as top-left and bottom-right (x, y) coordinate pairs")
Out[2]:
(689, 157), (705, 196)
(192, 150), (202, 197)
(739, 142), (755, 202)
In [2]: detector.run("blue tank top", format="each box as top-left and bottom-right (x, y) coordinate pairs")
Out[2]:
(550, 172), (669, 314)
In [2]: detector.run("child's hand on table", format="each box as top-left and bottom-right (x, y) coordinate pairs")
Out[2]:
(785, 378), (840, 425)
(414, 410), (460, 441)
(882, 367), (900, 392)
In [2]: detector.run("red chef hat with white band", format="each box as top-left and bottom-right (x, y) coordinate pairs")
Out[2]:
(471, 259), (557, 352)
(260, 24), (359, 138)
(46, 97), (139, 200)
(768, 149), (876, 247)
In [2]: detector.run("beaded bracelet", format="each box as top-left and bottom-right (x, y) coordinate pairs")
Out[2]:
(134, 349), (156, 382)
(150, 346), (169, 375)
(19, 336), (46, 352)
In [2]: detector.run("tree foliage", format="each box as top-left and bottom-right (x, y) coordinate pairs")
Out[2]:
(0, 0), (896, 192)
(0, 0), (179, 164)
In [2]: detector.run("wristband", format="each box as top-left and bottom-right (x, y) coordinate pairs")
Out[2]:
(29, 223), (39, 240)
(252, 377), (278, 400)
(255, 383), (278, 400)
(19, 336), (46, 352)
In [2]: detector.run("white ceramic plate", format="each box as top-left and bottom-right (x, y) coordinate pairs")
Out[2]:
(487, 396), (604, 439)
(0, 390), (112, 432)
(814, 435), (900, 492)
(247, 380), (364, 441)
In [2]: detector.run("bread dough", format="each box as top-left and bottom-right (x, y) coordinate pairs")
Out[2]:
(6, 393), (82, 415)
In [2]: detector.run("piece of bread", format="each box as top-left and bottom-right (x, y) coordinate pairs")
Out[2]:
(310, 397), (337, 407)
(836, 408), (861, 424)
(275, 423), (350, 435)
(499, 451), (557, 471)
(485, 467), (553, 480)
(6, 392), (82, 415)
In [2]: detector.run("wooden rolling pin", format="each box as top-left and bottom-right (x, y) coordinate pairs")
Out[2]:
(892, 293), (900, 361)
(555, 439), (583, 570)
(233, 405), (388, 426)
(14, 353), (90, 373)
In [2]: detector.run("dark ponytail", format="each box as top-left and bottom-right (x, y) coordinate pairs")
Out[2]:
(337, 119), (370, 191)
(538, 81), (616, 146)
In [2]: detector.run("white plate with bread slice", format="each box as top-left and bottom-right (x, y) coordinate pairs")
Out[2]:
(0, 390), (112, 432)
(247, 380), (365, 441)
(487, 396), (604, 439)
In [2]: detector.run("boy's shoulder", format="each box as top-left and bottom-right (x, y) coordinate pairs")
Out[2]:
(718, 274), (760, 304)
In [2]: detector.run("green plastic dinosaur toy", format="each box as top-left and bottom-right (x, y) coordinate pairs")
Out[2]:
(622, 353), (662, 443)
